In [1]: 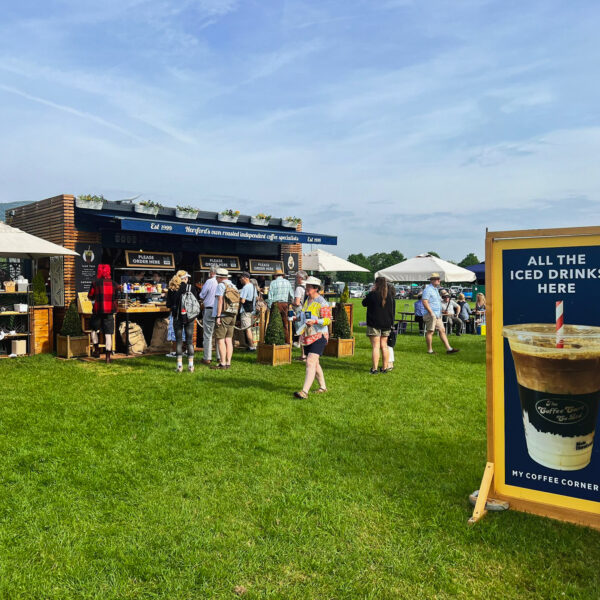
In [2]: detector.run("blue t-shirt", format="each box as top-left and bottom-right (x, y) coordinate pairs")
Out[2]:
(240, 282), (256, 312)
(422, 284), (442, 317)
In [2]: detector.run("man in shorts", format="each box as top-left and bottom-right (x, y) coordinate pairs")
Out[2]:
(422, 272), (459, 355)
(239, 271), (256, 352)
(88, 264), (118, 363)
(211, 268), (236, 369)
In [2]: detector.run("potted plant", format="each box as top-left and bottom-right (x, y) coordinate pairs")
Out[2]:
(282, 216), (301, 228)
(250, 213), (271, 226)
(56, 301), (89, 359)
(134, 200), (162, 216)
(76, 194), (105, 210)
(30, 272), (54, 354)
(175, 205), (199, 219)
(257, 304), (292, 365)
(218, 209), (240, 223)
(324, 301), (355, 357)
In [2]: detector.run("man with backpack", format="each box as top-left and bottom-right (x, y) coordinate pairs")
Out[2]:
(211, 268), (239, 370)
(239, 271), (257, 352)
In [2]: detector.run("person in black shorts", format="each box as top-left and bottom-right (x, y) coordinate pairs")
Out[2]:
(88, 264), (118, 363)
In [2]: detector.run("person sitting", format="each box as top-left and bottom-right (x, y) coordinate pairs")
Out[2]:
(441, 292), (462, 336)
(456, 292), (472, 334)
(413, 293), (426, 334)
(474, 293), (486, 325)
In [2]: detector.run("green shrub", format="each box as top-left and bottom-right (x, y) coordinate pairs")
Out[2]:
(60, 301), (83, 337)
(264, 304), (286, 345)
(340, 283), (349, 304)
(32, 272), (49, 306)
(333, 304), (352, 339)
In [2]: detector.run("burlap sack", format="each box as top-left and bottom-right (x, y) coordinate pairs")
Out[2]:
(147, 317), (171, 352)
(119, 322), (147, 354)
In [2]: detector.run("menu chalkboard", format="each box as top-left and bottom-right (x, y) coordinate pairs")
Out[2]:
(75, 242), (102, 293)
(282, 253), (299, 276)
(249, 259), (284, 275)
(199, 255), (240, 271)
(125, 251), (174, 269)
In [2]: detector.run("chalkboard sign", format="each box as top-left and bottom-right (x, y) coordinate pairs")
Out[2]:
(282, 252), (299, 276)
(125, 250), (174, 269)
(249, 259), (284, 275)
(75, 242), (102, 293)
(198, 255), (241, 271)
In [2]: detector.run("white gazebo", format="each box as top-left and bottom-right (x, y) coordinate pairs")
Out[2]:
(302, 249), (370, 273)
(375, 253), (476, 282)
(0, 222), (78, 258)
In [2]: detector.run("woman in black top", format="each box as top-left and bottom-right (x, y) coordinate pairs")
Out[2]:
(362, 277), (396, 374)
(166, 270), (199, 373)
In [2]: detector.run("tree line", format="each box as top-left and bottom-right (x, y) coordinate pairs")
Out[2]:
(334, 251), (480, 284)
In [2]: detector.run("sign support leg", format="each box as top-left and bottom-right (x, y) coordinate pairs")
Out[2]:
(468, 462), (494, 525)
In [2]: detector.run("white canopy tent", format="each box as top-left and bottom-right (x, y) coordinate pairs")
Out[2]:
(375, 253), (476, 282)
(0, 222), (78, 258)
(302, 248), (370, 273)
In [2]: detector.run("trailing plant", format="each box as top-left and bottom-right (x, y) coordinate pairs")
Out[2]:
(340, 283), (349, 304)
(254, 213), (271, 221)
(60, 301), (83, 337)
(283, 216), (301, 224)
(176, 205), (197, 213)
(264, 304), (286, 346)
(32, 272), (49, 306)
(77, 194), (105, 203)
(333, 303), (352, 339)
(221, 209), (240, 217)
(138, 200), (163, 209)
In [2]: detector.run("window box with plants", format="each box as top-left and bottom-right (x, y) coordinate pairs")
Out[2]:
(134, 200), (162, 216)
(282, 216), (301, 228)
(56, 301), (89, 359)
(250, 213), (271, 226)
(324, 293), (355, 357)
(218, 209), (240, 223)
(75, 194), (105, 210)
(175, 205), (199, 220)
(30, 272), (54, 354)
(257, 304), (292, 366)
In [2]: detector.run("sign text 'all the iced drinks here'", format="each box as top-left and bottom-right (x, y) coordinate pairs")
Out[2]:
(508, 253), (599, 294)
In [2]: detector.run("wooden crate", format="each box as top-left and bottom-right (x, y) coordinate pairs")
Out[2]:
(257, 343), (292, 366)
(323, 336), (355, 358)
(56, 334), (90, 359)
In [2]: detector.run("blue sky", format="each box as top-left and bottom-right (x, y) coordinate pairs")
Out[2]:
(1, 0), (600, 261)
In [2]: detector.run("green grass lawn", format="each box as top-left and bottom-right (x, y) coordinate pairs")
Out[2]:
(0, 300), (598, 599)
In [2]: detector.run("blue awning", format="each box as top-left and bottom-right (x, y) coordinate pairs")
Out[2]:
(115, 216), (337, 246)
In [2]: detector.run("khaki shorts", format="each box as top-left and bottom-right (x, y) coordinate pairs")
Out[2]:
(215, 314), (235, 339)
(424, 313), (444, 333)
(240, 311), (253, 330)
(366, 326), (391, 337)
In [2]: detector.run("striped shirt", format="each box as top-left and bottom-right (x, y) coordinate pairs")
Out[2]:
(267, 276), (293, 306)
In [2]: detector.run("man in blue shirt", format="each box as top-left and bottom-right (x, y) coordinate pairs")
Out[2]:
(421, 272), (459, 355)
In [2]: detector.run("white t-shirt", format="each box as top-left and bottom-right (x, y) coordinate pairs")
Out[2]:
(294, 284), (305, 313)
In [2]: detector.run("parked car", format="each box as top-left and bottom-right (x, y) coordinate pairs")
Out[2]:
(348, 285), (364, 298)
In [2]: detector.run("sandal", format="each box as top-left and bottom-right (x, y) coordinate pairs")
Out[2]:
(313, 388), (328, 393)
(293, 391), (308, 399)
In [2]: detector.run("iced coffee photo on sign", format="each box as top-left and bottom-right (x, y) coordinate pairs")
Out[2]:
(503, 311), (600, 471)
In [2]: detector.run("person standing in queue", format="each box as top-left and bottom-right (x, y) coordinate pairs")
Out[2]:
(199, 266), (219, 365)
(422, 273), (459, 355)
(293, 276), (332, 399)
(267, 268), (294, 344)
(239, 271), (257, 352)
(166, 270), (200, 373)
(362, 276), (395, 374)
(88, 264), (118, 364)
(211, 268), (238, 370)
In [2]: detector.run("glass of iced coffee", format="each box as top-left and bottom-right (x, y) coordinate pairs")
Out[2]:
(503, 324), (600, 471)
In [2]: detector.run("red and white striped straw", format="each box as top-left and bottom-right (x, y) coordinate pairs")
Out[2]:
(556, 300), (564, 349)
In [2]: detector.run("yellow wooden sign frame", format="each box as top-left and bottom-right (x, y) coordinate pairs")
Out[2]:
(472, 226), (600, 530)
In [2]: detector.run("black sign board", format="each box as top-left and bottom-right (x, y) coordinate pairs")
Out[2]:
(75, 242), (103, 293)
(282, 253), (299, 276)
(125, 250), (174, 269)
(198, 255), (241, 271)
(249, 259), (284, 275)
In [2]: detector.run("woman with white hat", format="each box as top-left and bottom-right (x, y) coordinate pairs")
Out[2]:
(166, 270), (200, 372)
(293, 276), (332, 398)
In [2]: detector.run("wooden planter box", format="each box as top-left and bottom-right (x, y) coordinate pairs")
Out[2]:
(30, 305), (54, 354)
(324, 336), (355, 357)
(56, 334), (89, 359)
(257, 342), (292, 366)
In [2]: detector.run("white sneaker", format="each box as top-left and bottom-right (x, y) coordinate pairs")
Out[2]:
(293, 342), (300, 348)
(165, 352), (177, 357)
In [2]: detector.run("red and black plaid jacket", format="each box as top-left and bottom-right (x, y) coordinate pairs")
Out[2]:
(88, 279), (118, 314)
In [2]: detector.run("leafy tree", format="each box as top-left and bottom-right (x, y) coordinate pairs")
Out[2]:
(428, 251), (440, 258)
(333, 304), (352, 339)
(264, 304), (286, 345)
(458, 253), (480, 267)
(32, 272), (49, 306)
(337, 250), (405, 284)
(60, 301), (83, 337)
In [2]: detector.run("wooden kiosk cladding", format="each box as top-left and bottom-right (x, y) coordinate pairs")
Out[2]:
(479, 226), (600, 531)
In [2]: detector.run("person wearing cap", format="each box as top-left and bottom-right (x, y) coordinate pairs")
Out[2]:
(211, 268), (236, 369)
(88, 264), (118, 364)
(441, 291), (462, 336)
(267, 267), (294, 343)
(422, 273), (459, 355)
(293, 276), (332, 398)
(166, 269), (199, 372)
